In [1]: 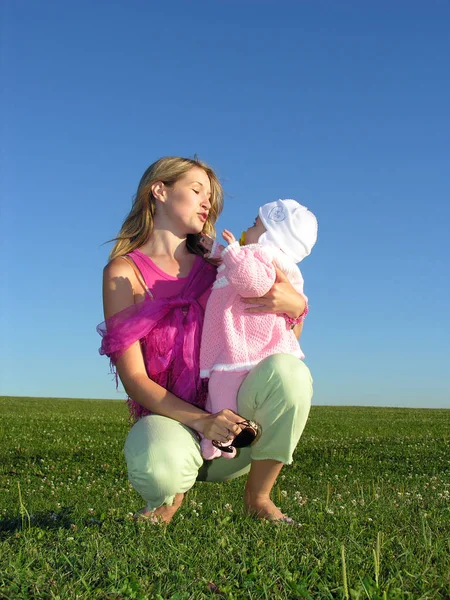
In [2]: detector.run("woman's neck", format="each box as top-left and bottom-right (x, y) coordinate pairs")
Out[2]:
(139, 228), (190, 261)
(138, 229), (197, 279)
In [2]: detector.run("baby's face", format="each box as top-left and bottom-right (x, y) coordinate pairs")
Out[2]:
(243, 216), (266, 245)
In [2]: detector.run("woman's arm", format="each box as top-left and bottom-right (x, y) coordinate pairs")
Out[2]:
(102, 259), (243, 441)
(292, 322), (303, 340)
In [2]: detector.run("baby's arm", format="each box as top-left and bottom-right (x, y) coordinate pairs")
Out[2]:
(221, 241), (276, 297)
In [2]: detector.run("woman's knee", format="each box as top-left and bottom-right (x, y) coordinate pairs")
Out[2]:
(244, 355), (312, 463)
(125, 444), (203, 506)
(124, 416), (203, 503)
(126, 452), (184, 495)
(259, 354), (313, 409)
(266, 353), (312, 380)
(237, 354), (313, 427)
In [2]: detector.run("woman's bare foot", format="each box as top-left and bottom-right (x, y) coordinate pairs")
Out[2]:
(134, 493), (184, 524)
(244, 494), (291, 522)
(244, 459), (294, 522)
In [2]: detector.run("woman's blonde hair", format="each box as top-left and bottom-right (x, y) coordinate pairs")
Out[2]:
(109, 156), (224, 261)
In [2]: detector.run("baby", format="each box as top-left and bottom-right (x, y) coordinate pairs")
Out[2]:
(199, 199), (318, 459)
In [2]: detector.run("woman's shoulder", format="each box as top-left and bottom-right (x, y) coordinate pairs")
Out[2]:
(104, 255), (132, 275)
(103, 256), (138, 285)
(102, 256), (144, 318)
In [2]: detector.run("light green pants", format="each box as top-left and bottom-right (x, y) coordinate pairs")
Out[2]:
(124, 354), (313, 510)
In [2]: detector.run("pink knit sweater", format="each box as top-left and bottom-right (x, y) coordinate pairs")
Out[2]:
(199, 241), (305, 377)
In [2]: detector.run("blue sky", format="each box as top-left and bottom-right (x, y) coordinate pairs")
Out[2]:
(1, 0), (449, 408)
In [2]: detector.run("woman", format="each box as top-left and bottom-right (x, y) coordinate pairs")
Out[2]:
(99, 156), (313, 524)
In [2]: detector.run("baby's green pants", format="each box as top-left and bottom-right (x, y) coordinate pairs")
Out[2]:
(124, 354), (313, 510)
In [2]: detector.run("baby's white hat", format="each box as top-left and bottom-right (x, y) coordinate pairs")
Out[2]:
(258, 199), (318, 263)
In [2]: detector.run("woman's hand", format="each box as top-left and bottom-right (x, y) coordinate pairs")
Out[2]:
(193, 409), (244, 442)
(240, 266), (306, 318)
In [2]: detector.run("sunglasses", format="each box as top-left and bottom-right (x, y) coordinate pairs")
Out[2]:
(212, 420), (261, 453)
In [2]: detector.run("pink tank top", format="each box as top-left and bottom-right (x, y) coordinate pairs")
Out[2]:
(128, 248), (211, 310)
(98, 249), (217, 421)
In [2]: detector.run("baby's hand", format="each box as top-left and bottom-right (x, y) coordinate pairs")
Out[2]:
(222, 229), (236, 245)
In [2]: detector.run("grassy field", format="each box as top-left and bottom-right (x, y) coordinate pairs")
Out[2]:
(0, 397), (449, 599)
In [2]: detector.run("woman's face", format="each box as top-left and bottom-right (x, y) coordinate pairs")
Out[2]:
(244, 216), (266, 245)
(158, 167), (212, 235)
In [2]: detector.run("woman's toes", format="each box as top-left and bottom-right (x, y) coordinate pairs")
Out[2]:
(133, 508), (162, 523)
(244, 498), (286, 521)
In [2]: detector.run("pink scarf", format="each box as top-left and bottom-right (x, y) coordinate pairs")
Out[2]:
(97, 258), (216, 421)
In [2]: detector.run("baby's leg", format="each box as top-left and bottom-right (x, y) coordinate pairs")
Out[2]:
(201, 371), (248, 460)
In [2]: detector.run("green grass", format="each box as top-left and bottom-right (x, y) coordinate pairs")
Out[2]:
(0, 397), (449, 599)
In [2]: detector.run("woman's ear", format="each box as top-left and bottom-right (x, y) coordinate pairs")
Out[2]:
(151, 181), (166, 202)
